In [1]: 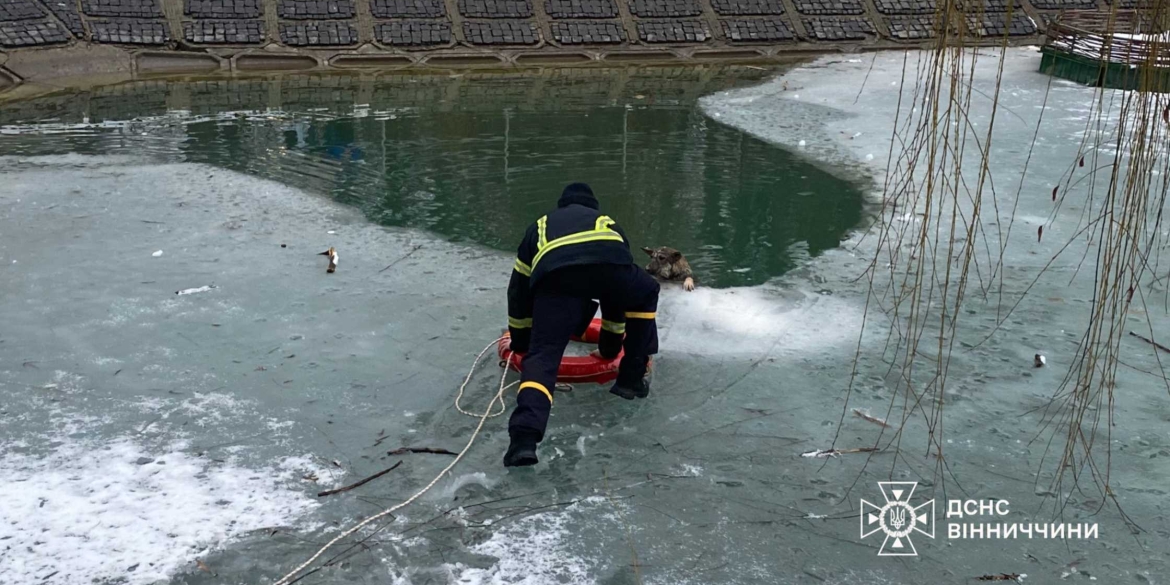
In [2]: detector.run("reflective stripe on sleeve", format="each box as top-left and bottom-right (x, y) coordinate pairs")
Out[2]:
(519, 381), (553, 403)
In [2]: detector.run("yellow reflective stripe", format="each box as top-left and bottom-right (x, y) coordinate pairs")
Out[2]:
(519, 381), (553, 403)
(513, 258), (532, 277)
(625, 311), (656, 319)
(508, 317), (533, 329)
(536, 216), (548, 250)
(531, 229), (624, 272)
(601, 319), (626, 334)
(595, 215), (615, 231)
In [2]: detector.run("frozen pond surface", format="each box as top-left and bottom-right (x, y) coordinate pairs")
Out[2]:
(0, 68), (865, 289)
(2, 52), (1169, 584)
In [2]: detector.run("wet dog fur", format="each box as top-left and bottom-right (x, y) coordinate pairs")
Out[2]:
(642, 246), (695, 291)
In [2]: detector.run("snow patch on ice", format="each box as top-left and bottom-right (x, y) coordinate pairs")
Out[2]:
(658, 286), (864, 357)
(0, 437), (327, 585)
(443, 502), (595, 585)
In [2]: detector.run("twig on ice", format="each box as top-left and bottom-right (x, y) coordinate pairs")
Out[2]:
(801, 447), (878, 459)
(387, 447), (457, 456)
(852, 408), (892, 428)
(317, 461), (403, 498)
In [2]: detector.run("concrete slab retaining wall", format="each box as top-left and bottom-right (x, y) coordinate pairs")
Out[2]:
(0, 0), (1076, 96)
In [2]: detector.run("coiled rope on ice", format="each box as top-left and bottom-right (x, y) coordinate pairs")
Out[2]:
(272, 337), (515, 585)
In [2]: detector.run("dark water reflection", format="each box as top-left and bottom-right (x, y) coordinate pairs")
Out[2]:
(1, 68), (865, 286)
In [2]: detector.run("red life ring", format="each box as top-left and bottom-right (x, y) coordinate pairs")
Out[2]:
(497, 318), (649, 385)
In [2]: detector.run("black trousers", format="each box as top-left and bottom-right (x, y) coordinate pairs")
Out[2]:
(508, 263), (660, 441)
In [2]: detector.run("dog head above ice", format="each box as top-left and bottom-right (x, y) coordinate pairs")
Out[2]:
(642, 246), (688, 279)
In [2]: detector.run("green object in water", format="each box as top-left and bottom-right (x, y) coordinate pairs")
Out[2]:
(1039, 46), (1170, 93)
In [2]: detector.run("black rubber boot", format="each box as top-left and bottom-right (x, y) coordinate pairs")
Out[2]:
(609, 377), (650, 400)
(503, 431), (540, 467)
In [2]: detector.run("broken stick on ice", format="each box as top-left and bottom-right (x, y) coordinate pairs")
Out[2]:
(852, 409), (892, 428)
(976, 574), (1025, 582)
(801, 447), (878, 459)
(387, 447), (458, 456)
(317, 461), (402, 498)
(1129, 331), (1170, 354)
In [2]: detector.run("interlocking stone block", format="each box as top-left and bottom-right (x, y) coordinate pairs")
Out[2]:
(372, 0), (447, 17)
(458, 0), (534, 18)
(710, 0), (785, 15)
(42, 0), (86, 36)
(184, 0), (263, 18)
(1029, 0), (1097, 7)
(376, 20), (452, 45)
(719, 17), (794, 41)
(83, 0), (163, 18)
(462, 20), (539, 43)
(886, 15), (937, 38)
(628, 0), (703, 17)
(961, 0), (1023, 12)
(966, 11), (1035, 35)
(801, 16), (874, 39)
(184, 19), (266, 43)
(279, 20), (357, 44)
(792, 0), (865, 14)
(549, 20), (625, 43)
(872, 0), (936, 14)
(279, 0), (356, 19)
(90, 19), (169, 43)
(545, 0), (620, 18)
(0, 19), (69, 46)
(635, 19), (711, 42)
(0, 0), (45, 21)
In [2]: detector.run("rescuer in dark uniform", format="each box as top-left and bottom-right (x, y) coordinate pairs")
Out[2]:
(503, 183), (660, 467)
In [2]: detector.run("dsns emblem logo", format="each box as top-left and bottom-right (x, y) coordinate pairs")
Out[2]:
(860, 482), (935, 556)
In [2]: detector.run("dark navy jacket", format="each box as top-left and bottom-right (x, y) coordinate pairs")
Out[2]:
(506, 185), (634, 350)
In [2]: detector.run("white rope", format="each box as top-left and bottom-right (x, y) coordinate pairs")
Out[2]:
(454, 337), (513, 418)
(272, 337), (514, 585)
